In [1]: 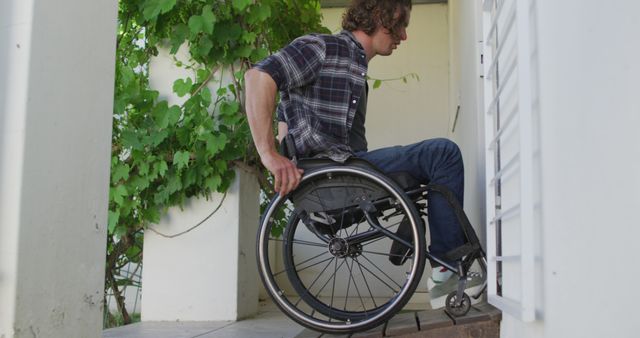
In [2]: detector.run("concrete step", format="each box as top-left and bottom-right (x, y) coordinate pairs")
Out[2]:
(296, 302), (501, 338)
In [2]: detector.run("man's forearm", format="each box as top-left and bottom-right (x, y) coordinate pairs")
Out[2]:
(245, 69), (278, 158)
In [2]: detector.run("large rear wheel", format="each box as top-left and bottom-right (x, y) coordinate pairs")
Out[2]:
(256, 166), (426, 334)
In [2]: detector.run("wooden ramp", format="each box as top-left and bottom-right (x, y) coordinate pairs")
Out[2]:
(296, 303), (501, 338)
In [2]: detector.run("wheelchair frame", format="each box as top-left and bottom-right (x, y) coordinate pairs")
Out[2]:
(256, 137), (487, 334)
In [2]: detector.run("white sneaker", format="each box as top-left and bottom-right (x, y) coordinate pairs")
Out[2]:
(428, 269), (483, 310)
(427, 267), (454, 291)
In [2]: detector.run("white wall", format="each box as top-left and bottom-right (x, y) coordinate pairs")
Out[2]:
(0, 0), (117, 336)
(452, 1), (640, 337)
(446, 0), (486, 245)
(464, 1), (640, 337)
(535, 1), (640, 337)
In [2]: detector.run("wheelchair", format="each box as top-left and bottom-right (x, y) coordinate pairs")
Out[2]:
(256, 136), (487, 334)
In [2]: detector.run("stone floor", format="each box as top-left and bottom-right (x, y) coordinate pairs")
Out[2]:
(102, 301), (303, 338)
(103, 301), (501, 338)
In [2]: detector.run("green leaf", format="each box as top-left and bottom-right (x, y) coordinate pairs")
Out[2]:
(173, 151), (191, 170)
(149, 129), (169, 146)
(213, 22), (242, 43)
(234, 45), (252, 58)
(139, 162), (150, 176)
(204, 133), (228, 154)
(197, 37), (213, 57)
(373, 79), (382, 89)
(125, 245), (142, 261)
(170, 24), (189, 54)
(188, 7), (215, 36)
(216, 87), (228, 96)
(143, 207), (161, 224)
(200, 87), (212, 106)
(130, 175), (151, 190)
(142, 0), (177, 21)
(119, 66), (135, 86)
(155, 160), (169, 177)
(167, 105), (181, 126)
(110, 185), (128, 206)
(114, 98), (126, 115)
(154, 189), (170, 204)
(108, 210), (120, 234)
(241, 32), (257, 44)
(173, 78), (192, 97)
(220, 101), (239, 115)
(183, 168), (197, 188)
(112, 163), (130, 184)
(205, 174), (222, 191)
(232, 0), (251, 12)
(121, 130), (143, 150)
(247, 4), (271, 25)
(201, 5), (216, 34)
(255, 3), (272, 21)
(152, 101), (170, 128)
(214, 159), (227, 173)
(188, 15), (204, 35)
(250, 48), (269, 62)
(165, 174), (182, 193)
(197, 69), (210, 83)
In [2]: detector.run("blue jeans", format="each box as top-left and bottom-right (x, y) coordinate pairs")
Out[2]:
(356, 138), (465, 264)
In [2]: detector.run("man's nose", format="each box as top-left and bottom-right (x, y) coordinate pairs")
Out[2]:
(400, 27), (408, 41)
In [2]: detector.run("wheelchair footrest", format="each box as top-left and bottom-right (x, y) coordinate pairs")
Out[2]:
(444, 242), (481, 262)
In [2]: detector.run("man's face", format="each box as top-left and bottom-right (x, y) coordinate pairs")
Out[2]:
(371, 7), (410, 57)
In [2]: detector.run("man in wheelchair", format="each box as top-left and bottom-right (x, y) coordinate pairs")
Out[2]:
(245, 0), (486, 332)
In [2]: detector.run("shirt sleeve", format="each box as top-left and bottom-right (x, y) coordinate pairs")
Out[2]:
(253, 35), (326, 92)
(276, 106), (285, 122)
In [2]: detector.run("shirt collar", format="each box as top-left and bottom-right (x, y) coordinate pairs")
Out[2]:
(340, 30), (365, 52)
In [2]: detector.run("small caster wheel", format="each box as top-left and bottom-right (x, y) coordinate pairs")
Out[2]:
(445, 291), (471, 317)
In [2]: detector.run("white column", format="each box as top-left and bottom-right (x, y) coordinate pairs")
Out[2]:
(141, 168), (260, 321)
(0, 0), (117, 337)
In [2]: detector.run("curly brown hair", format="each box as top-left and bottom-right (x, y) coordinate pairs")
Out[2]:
(342, 0), (412, 38)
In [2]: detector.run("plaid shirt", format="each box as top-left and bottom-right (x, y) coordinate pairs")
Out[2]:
(254, 30), (368, 162)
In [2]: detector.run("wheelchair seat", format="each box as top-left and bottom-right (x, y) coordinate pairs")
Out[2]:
(297, 157), (421, 190)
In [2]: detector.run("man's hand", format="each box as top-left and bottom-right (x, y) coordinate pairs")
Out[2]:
(261, 150), (304, 196)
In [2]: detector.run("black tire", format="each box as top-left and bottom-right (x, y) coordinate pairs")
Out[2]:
(445, 291), (471, 317)
(257, 166), (426, 334)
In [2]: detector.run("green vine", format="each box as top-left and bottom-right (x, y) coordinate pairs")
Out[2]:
(370, 72), (420, 89)
(107, 0), (329, 326)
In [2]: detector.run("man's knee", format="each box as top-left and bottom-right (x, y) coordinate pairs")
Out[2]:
(424, 138), (462, 160)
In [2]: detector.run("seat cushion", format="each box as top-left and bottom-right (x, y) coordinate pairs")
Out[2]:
(296, 157), (420, 190)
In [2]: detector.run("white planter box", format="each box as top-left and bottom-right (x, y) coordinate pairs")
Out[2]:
(141, 168), (260, 321)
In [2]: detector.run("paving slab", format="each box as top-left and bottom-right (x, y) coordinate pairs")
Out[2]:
(446, 306), (491, 326)
(103, 321), (233, 338)
(471, 302), (502, 322)
(294, 328), (323, 338)
(384, 312), (418, 337)
(350, 322), (385, 338)
(198, 311), (303, 338)
(415, 309), (454, 331)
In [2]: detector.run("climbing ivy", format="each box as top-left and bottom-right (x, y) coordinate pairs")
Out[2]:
(106, 0), (329, 326)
